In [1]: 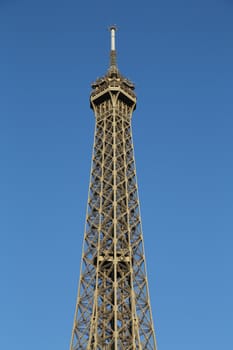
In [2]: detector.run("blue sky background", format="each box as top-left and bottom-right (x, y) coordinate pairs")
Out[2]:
(0, 0), (232, 349)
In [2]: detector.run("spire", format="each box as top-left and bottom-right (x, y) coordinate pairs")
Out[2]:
(109, 25), (118, 74)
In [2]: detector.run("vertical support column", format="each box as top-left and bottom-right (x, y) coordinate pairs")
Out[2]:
(121, 106), (139, 349)
(112, 92), (118, 350)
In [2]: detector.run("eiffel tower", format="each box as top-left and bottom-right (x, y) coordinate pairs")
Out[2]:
(70, 26), (157, 350)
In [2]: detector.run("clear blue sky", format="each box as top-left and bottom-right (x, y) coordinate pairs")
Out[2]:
(0, 0), (232, 349)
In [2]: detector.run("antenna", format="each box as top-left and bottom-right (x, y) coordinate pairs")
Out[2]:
(109, 25), (117, 69)
(110, 25), (117, 51)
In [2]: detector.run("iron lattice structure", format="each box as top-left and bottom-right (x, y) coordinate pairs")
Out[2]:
(70, 27), (157, 350)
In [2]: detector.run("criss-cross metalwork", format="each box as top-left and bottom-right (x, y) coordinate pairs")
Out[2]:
(70, 27), (157, 350)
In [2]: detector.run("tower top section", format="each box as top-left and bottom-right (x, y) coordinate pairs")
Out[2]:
(90, 26), (136, 110)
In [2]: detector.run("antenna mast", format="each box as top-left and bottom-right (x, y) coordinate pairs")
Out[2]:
(109, 25), (117, 68)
